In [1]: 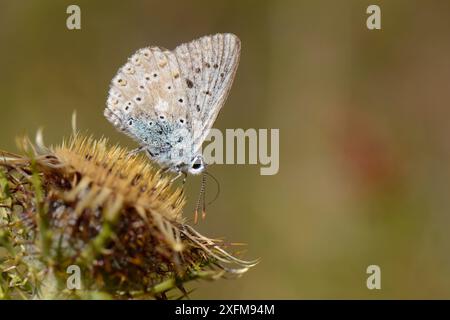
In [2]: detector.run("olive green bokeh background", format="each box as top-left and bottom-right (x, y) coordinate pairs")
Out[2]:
(1, 0), (450, 298)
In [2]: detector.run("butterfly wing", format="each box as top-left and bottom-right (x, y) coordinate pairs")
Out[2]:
(174, 33), (241, 154)
(105, 46), (194, 169)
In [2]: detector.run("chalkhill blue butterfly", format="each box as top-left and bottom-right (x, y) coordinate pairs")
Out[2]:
(104, 33), (241, 221)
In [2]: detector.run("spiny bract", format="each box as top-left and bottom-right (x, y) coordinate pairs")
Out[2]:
(0, 133), (256, 300)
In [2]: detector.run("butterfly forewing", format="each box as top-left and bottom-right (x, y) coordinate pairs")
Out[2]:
(174, 33), (241, 153)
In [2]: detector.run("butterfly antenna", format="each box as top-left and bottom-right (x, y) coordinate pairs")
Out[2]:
(194, 172), (206, 224)
(204, 171), (221, 205)
(202, 175), (207, 220)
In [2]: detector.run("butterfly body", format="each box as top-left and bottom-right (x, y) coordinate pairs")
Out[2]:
(105, 33), (240, 175)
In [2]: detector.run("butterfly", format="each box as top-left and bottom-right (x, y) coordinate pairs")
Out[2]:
(104, 33), (240, 180)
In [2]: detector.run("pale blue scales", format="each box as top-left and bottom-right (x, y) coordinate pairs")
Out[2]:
(126, 115), (192, 167)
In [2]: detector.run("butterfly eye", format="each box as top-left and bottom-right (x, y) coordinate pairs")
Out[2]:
(192, 162), (202, 170)
(190, 156), (204, 172)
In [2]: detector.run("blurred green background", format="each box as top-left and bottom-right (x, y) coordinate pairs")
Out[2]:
(1, 0), (450, 299)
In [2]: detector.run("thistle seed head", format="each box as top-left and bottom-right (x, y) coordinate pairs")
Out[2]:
(0, 133), (257, 299)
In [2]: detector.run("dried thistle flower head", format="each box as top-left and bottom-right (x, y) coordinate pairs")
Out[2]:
(0, 133), (256, 299)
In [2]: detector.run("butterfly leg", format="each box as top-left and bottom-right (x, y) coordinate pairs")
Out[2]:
(127, 146), (145, 158)
(161, 167), (171, 174)
(181, 171), (187, 185)
(170, 171), (187, 184)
